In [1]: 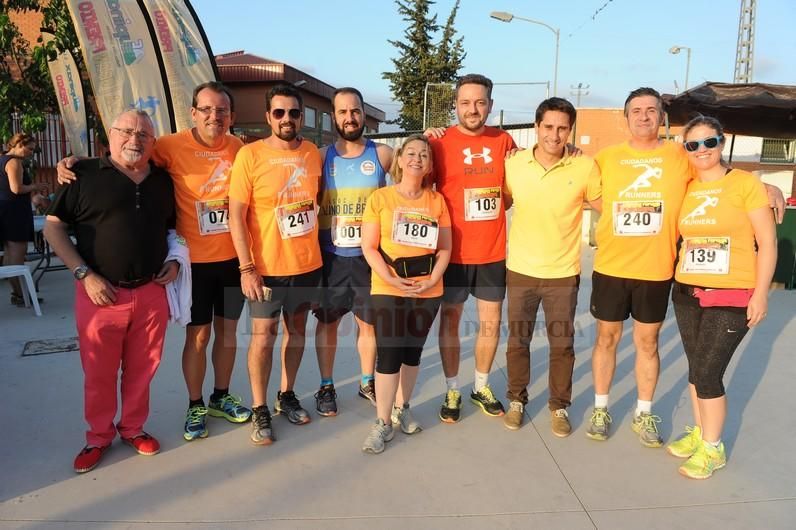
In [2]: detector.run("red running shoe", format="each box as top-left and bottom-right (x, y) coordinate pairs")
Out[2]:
(121, 432), (160, 456)
(74, 445), (110, 473)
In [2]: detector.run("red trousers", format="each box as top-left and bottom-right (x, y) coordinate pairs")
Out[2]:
(75, 281), (168, 446)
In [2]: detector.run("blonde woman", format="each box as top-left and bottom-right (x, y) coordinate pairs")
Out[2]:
(360, 134), (452, 453)
(668, 115), (777, 479)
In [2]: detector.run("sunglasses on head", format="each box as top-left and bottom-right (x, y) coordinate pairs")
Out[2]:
(684, 135), (724, 152)
(271, 108), (301, 120)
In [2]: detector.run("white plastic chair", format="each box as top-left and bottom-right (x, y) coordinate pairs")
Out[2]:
(0, 265), (42, 316)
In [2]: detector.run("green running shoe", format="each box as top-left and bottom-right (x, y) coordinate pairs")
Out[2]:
(208, 393), (252, 423)
(679, 441), (726, 479)
(667, 425), (702, 458)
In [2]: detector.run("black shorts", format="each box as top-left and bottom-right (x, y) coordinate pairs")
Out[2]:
(442, 260), (506, 304)
(0, 199), (34, 242)
(189, 258), (246, 326)
(249, 268), (322, 319)
(589, 270), (672, 324)
(313, 251), (374, 324)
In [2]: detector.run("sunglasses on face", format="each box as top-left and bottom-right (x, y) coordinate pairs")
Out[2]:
(271, 108), (301, 120)
(684, 135), (724, 152)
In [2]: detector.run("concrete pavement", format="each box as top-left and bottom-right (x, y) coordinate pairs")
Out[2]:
(1, 245), (795, 529)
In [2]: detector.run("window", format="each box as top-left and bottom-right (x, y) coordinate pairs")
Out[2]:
(321, 112), (332, 132)
(304, 106), (316, 129)
(760, 138), (796, 164)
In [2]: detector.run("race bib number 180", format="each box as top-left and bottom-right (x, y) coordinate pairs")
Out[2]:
(276, 199), (317, 239)
(613, 200), (663, 236)
(391, 211), (439, 249)
(681, 236), (730, 274)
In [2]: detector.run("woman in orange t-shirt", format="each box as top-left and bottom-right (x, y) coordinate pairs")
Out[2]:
(668, 116), (777, 479)
(360, 134), (452, 454)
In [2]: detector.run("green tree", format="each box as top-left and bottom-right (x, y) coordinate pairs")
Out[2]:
(383, 0), (465, 131)
(0, 0), (96, 143)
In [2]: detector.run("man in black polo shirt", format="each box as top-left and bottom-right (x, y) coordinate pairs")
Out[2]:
(44, 110), (179, 474)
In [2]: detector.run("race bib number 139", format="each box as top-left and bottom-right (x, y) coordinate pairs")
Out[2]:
(681, 236), (730, 274)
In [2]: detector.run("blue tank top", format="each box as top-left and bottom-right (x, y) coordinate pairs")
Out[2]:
(318, 139), (387, 256)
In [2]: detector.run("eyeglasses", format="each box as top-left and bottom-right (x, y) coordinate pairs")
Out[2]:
(111, 127), (155, 142)
(684, 135), (724, 152)
(271, 108), (301, 120)
(194, 106), (231, 116)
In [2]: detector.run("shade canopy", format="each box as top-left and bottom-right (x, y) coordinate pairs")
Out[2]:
(663, 82), (796, 139)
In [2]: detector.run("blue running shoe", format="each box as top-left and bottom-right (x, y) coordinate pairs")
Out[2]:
(184, 405), (208, 441)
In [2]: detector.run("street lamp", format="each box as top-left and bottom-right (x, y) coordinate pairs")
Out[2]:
(490, 11), (559, 96)
(669, 45), (691, 91)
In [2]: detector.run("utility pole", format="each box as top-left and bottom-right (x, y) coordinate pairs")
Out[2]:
(569, 83), (590, 142)
(570, 83), (590, 107)
(734, 0), (756, 82)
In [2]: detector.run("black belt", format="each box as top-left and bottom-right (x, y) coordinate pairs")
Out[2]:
(113, 276), (154, 289)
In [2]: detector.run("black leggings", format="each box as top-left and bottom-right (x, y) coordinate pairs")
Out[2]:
(371, 295), (441, 375)
(672, 288), (750, 399)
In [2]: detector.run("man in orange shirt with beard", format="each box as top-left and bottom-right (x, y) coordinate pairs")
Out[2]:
(229, 84), (322, 445)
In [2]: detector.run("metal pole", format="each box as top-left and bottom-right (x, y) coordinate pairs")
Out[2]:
(684, 47), (691, 90)
(553, 28), (560, 96)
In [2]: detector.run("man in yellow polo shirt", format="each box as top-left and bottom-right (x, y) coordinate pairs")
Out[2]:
(503, 97), (601, 436)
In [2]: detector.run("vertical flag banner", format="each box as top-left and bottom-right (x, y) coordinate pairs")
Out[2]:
(139, 0), (218, 131)
(41, 31), (90, 156)
(65, 0), (175, 136)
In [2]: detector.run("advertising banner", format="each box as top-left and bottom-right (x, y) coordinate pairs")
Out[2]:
(41, 30), (90, 156)
(65, 0), (175, 136)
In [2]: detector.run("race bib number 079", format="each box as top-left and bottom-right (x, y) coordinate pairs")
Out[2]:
(276, 199), (317, 239)
(391, 211), (439, 249)
(613, 200), (663, 236)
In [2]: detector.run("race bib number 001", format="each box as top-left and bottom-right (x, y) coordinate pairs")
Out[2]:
(277, 199), (317, 239)
(332, 215), (362, 247)
(391, 211), (439, 249)
(681, 236), (730, 275)
(613, 200), (663, 236)
(196, 199), (230, 235)
(464, 187), (501, 221)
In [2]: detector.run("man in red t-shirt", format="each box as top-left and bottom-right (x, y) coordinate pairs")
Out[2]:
(426, 74), (517, 423)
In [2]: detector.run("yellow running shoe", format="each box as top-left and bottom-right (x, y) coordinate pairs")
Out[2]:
(667, 425), (702, 458)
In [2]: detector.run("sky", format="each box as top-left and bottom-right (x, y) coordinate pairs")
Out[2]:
(191, 0), (796, 130)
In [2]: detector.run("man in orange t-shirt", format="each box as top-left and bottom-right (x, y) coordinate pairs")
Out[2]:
(426, 74), (517, 423)
(229, 84), (322, 446)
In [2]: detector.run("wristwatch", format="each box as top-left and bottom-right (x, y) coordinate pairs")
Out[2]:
(73, 265), (89, 280)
